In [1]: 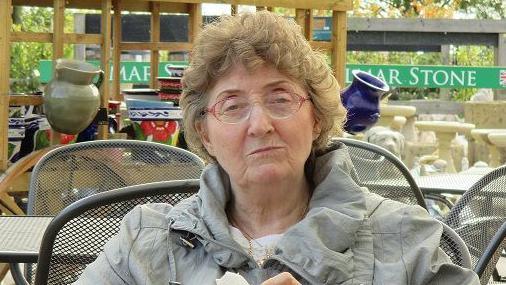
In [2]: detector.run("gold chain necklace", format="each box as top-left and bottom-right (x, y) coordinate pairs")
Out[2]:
(228, 197), (310, 267)
(230, 216), (275, 267)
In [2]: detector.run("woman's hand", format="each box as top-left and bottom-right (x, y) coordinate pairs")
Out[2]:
(261, 272), (301, 285)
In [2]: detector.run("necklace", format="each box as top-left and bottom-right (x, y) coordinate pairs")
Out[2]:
(228, 196), (310, 267)
(229, 216), (275, 267)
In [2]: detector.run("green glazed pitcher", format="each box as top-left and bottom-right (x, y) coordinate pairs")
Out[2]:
(43, 59), (103, 134)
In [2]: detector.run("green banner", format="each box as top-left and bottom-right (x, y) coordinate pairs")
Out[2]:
(39, 60), (506, 89)
(346, 64), (506, 89)
(38, 60), (189, 84)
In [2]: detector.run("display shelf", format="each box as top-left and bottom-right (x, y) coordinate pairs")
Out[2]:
(1, 0), (352, 172)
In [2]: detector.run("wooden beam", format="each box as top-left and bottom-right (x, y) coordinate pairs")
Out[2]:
(0, 0), (11, 171)
(11, 32), (102, 44)
(98, 0), (112, 140)
(9, 94), (44, 106)
(149, 0), (353, 11)
(309, 40), (332, 51)
(0, 263), (9, 281)
(49, 0), (65, 145)
(188, 3), (202, 43)
(120, 42), (193, 51)
(112, 0), (122, 101)
(13, 0), (190, 13)
(295, 9), (313, 40)
(65, 33), (102, 44)
(53, 0), (65, 59)
(348, 18), (506, 33)
(11, 32), (51, 42)
(150, 1), (161, 89)
(331, 10), (347, 88)
(11, 0), (354, 12)
(231, 4), (239, 15)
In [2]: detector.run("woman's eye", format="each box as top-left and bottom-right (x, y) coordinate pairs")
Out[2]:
(268, 92), (293, 104)
(221, 98), (248, 112)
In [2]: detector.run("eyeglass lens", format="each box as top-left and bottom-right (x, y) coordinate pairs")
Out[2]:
(215, 92), (303, 123)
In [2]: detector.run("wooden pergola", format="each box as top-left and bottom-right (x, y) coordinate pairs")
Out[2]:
(0, 0), (353, 171)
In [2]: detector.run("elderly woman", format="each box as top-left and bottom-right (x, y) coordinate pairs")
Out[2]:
(77, 11), (479, 285)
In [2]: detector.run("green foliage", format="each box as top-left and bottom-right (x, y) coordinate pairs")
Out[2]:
(10, 7), (74, 93)
(458, 0), (505, 19)
(452, 45), (494, 101)
(346, 0), (498, 101)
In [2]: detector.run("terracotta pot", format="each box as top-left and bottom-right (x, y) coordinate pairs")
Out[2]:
(43, 59), (103, 134)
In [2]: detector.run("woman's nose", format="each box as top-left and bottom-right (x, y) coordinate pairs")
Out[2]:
(247, 104), (274, 136)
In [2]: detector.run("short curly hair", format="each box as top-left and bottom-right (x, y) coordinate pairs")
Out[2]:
(180, 11), (346, 162)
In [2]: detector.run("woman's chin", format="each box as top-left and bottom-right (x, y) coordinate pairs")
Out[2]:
(246, 164), (290, 183)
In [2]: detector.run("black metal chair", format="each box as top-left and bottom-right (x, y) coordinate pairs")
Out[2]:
(337, 137), (472, 269)
(474, 222), (506, 285)
(12, 140), (205, 284)
(338, 138), (427, 209)
(34, 179), (200, 285)
(445, 165), (506, 284)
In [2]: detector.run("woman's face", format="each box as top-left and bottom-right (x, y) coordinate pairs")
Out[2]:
(198, 64), (320, 188)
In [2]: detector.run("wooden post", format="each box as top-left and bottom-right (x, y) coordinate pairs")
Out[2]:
(50, 0), (65, 145)
(231, 4), (239, 15)
(331, 10), (347, 89)
(98, 0), (112, 140)
(439, 45), (451, 100)
(295, 9), (313, 40)
(188, 4), (202, 43)
(112, 0), (122, 101)
(495, 33), (506, 100)
(0, 0), (11, 170)
(53, 0), (65, 60)
(150, 1), (161, 89)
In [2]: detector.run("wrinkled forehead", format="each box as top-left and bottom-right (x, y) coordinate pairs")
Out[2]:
(206, 63), (306, 102)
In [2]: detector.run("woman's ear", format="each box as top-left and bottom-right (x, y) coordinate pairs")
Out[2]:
(312, 119), (322, 141)
(196, 121), (216, 156)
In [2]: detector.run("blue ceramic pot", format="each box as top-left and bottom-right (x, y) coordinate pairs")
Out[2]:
(341, 70), (390, 134)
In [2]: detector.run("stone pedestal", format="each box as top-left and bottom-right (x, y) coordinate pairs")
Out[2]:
(415, 121), (475, 173)
(464, 101), (506, 165)
(471, 129), (505, 167)
(488, 132), (506, 166)
(379, 104), (417, 141)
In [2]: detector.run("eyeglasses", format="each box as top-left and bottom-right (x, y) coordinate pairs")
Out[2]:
(203, 91), (311, 124)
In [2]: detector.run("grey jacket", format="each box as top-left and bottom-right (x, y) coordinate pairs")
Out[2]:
(77, 145), (479, 285)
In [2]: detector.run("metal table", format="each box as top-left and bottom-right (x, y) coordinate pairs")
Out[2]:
(0, 216), (53, 263)
(414, 174), (485, 195)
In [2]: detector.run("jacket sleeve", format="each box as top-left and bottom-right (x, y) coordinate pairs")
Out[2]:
(74, 203), (173, 285)
(371, 201), (480, 285)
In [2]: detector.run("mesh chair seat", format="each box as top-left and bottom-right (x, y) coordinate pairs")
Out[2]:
(28, 140), (204, 215)
(445, 165), (506, 284)
(474, 222), (506, 285)
(337, 138), (426, 209)
(34, 179), (200, 285)
(16, 140), (204, 284)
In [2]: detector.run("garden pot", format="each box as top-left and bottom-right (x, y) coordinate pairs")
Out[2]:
(341, 70), (390, 134)
(43, 59), (103, 134)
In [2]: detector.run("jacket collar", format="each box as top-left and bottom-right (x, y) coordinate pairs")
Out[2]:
(169, 142), (368, 281)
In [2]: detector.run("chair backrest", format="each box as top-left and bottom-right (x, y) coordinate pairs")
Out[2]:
(473, 222), (506, 285)
(337, 138), (472, 268)
(337, 138), (427, 209)
(34, 179), (200, 285)
(445, 165), (506, 282)
(28, 139), (205, 215)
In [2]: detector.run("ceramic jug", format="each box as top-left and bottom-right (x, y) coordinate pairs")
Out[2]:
(44, 59), (103, 134)
(341, 70), (390, 134)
